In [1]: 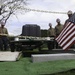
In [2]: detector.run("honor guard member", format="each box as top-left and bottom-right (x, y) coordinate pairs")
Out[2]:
(47, 23), (55, 50)
(64, 10), (73, 27)
(64, 10), (74, 48)
(0, 22), (9, 51)
(55, 18), (63, 48)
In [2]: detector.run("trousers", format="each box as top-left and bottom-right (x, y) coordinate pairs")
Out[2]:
(0, 36), (9, 50)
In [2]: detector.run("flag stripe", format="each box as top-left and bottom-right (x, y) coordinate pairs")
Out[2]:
(59, 24), (75, 44)
(61, 32), (75, 47)
(56, 22), (71, 41)
(63, 37), (75, 50)
(56, 22), (73, 42)
(56, 23), (75, 50)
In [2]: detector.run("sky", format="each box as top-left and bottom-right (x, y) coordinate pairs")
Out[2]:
(6, 0), (75, 35)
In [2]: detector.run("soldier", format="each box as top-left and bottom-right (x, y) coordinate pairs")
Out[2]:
(64, 10), (73, 27)
(0, 21), (9, 51)
(55, 18), (63, 48)
(64, 10), (74, 48)
(47, 23), (55, 37)
(47, 23), (55, 50)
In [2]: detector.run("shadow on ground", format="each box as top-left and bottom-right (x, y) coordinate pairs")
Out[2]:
(22, 49), (75, 57)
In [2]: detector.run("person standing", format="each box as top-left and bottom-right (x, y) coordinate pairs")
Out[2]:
(0, 22), (9, 51)
(64, 10), (74, 48)
(47, 23), (55, 50)
(47, 23), (55, 37)
(64, 10), (73, 27)
(55, 18), (63, 48)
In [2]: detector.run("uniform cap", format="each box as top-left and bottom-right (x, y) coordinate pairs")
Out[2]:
(0, 21), (5, 25)
(67, 10), (72, 15)
(49, 23), (52, 26)
(56, 18), (60, 22)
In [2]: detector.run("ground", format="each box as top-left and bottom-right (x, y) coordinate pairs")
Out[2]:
(0, 57), (75, 75)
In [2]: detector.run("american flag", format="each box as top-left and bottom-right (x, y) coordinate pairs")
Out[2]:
(55, 13), (75, 50)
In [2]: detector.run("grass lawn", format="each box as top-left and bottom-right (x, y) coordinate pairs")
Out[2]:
(0, 57), (75, 75)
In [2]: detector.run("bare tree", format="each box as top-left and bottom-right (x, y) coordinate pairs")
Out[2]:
(0, 0), (28, 23)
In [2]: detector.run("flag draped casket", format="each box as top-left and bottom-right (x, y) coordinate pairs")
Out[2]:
(21, 24), (41, 37)
(56, 13), (75, 50)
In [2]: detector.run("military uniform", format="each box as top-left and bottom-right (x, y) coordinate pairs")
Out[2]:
(47, 28), (55, 37)
(55, 24), (63, 36)
(0, 26), (9, 51)
(47, 27), (55, 50)
(55, 24), (63, 48)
